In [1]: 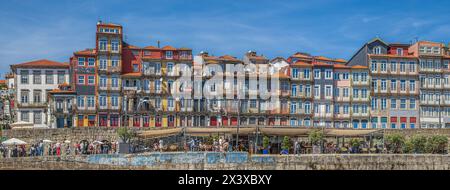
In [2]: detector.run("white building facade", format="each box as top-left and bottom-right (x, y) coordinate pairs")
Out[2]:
(11, 60), (70, 128)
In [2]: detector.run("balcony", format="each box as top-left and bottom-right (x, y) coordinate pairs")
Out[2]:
(98, 66), (121, 74)
(18, 102), (47, 108)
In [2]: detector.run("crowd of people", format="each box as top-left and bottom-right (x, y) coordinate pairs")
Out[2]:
(0, 139), (121, 158)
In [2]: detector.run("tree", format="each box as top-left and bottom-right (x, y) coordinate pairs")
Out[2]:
(117, 127), (134, 143)
(385, 133), (405, 153)
(308, 130), (324, 145)
(281, 136), (290, 151)
(426, 135), (448, 154)
(406, 135), (427, 154)
(349, 138), (361, 153)
(263, 136), (270, 149)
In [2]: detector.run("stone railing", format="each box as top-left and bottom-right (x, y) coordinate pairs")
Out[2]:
(1, 153), (450, 170)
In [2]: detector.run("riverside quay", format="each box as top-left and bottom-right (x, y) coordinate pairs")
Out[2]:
(2, 21), (450, 130)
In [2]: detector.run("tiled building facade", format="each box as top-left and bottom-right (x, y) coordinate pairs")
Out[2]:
(7, 22), (450, 129)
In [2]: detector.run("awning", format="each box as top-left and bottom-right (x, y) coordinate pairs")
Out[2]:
(325, 129), (381, 137)
(259, 128), (311, 136)
(138, 128), (183, 138)
(185, 127), (257, 136)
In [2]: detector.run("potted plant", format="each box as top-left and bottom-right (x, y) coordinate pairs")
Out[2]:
(281, 136), (290, 154)
(308, 130), (324, 154)
(349, 138), (361, 153)
(262, 136), (270, 154)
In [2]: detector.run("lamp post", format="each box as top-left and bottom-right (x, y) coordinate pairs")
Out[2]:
(236, 98), (241, 151)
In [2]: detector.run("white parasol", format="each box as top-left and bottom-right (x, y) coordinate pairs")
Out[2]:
(2, 138), (27, 145)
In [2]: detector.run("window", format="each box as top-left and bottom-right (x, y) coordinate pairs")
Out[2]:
(371, 61), (377, 72)
(353, 105), (359, 113)
(410, 98), (416, 109)
(353, 73), (359, 81)
(78, 76), (85, 84)
(343, 105), (349, 114)
(57, 71), (65, 84)
(410, 80), (416, 92)
(88, 76), (95, 85)
(155, 80), (161, 92)
(20, 70), (29, 84)
(325, 70), (332, 79)
(100, 76), (107, 87)
(343, 88), (349, 97)
(343, 73), (349, 80)
(290, 102), (297, 114)
(33, 90), (41, 103)
(400, 99), (406, 109)
(88, 58), (95, 66)
(100, 58), (107, 69)
(373, 46), (381, 54)
(400, 80), (406, 91)
(397, 48), (403, 56)
(99, 40), (107, 51)
(132, 64), (139, 72)
(291, 84), (297, 97)
(361, 89), (367, 98)
(314, 69), (320, 79)
(33, 111), (42, 124)
(362, 105), (367, 114)
(391, 99), (397, 109)
(167, 63), (174, 74)
(250, 100), (257, 108)
(21, 90), (29, 103)
(111, 40), (119, 52)
(381, 98), (386, 110)
(325, 85), (332, 97)
(292, 68), (299, 78)
(326, 104), (331, 113)
(391, 80), (397, 91)
(33, 70), (41, 84)
(45, 71), (54, 84)
(77, 96), (84, 107)
(111, 58), (119, 67)
(353, 89), (359, 98)
(314, 85), (320, 97)
(87, 96), (95, 108)
(99, 96), (106, 107)
(433, 47), (440, 54)
(400, 62), (406, 72)
(390, 61), (397, 72)
(409, 62), (416, 72)
(21, 111), (29, 122)
(166, 51), (173, 59)
(361, 73), (367, 82)
(111, 96), (118, 107)
(111, 77), (118, 88)
(372, 79), (377, 90)
(381, 79), (386, 91)
(305, 85), (311, 97)
(381, 61), (387, 72)
(304, 102), (311, 114)
(303, 69), (310, 79)
(78, 57), (85, 66)
(155, 63), (161, 74)
(168, 98), (174, 108)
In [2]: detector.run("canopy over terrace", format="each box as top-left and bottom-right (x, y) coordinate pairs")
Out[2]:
(136, 127), (383, 139)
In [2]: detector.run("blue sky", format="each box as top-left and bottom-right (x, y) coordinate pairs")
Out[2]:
(1, 0), (450, 77)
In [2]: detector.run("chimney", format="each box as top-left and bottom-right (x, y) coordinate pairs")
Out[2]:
(157, 40), (160, 48)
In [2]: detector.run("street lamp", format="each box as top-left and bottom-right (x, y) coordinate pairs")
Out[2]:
(236, 98), (241, 151)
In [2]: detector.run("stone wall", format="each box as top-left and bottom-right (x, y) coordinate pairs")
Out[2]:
(2, 153), (450, 170)
(1, 128), (120, 144)
(384, 128), (450, 137)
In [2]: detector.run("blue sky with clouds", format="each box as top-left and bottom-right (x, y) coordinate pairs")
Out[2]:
(1, 0), (449, 77)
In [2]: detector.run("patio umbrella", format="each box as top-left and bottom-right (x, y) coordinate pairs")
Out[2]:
(93, 141), (104, 144)
(2, 138), (27, 146)
(43, 139), (53, 143)
(64, 140), (71, 143)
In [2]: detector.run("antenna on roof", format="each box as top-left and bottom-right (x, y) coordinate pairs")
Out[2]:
(157, 40), (160, 48)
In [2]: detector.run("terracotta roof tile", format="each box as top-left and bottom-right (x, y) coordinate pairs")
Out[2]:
(314, 56), (333, 61)
(333, 64), (350, 69)
(334, 59), (347, 63)
(143, 46), (159, 50)
(162, 46), (177, 51)
(351, 65), (368, 69)
(0, 80), (6, 84)
(121, 72), (142, 77)
(291, 61), (312, 67)
(291, 52), (312, 59)
(12, 59), (69, 69)
(312, 61), (333, 67)
(74, 49), (96, 56)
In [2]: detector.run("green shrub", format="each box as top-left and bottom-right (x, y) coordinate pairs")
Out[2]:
(426, 135), (448, 154)
(308, 130), (324, 145)
(281, 136), (290, 151)
(408, 135), (427, 153)
(385, 133), (405, 153)
(263, 136), (270, 149)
